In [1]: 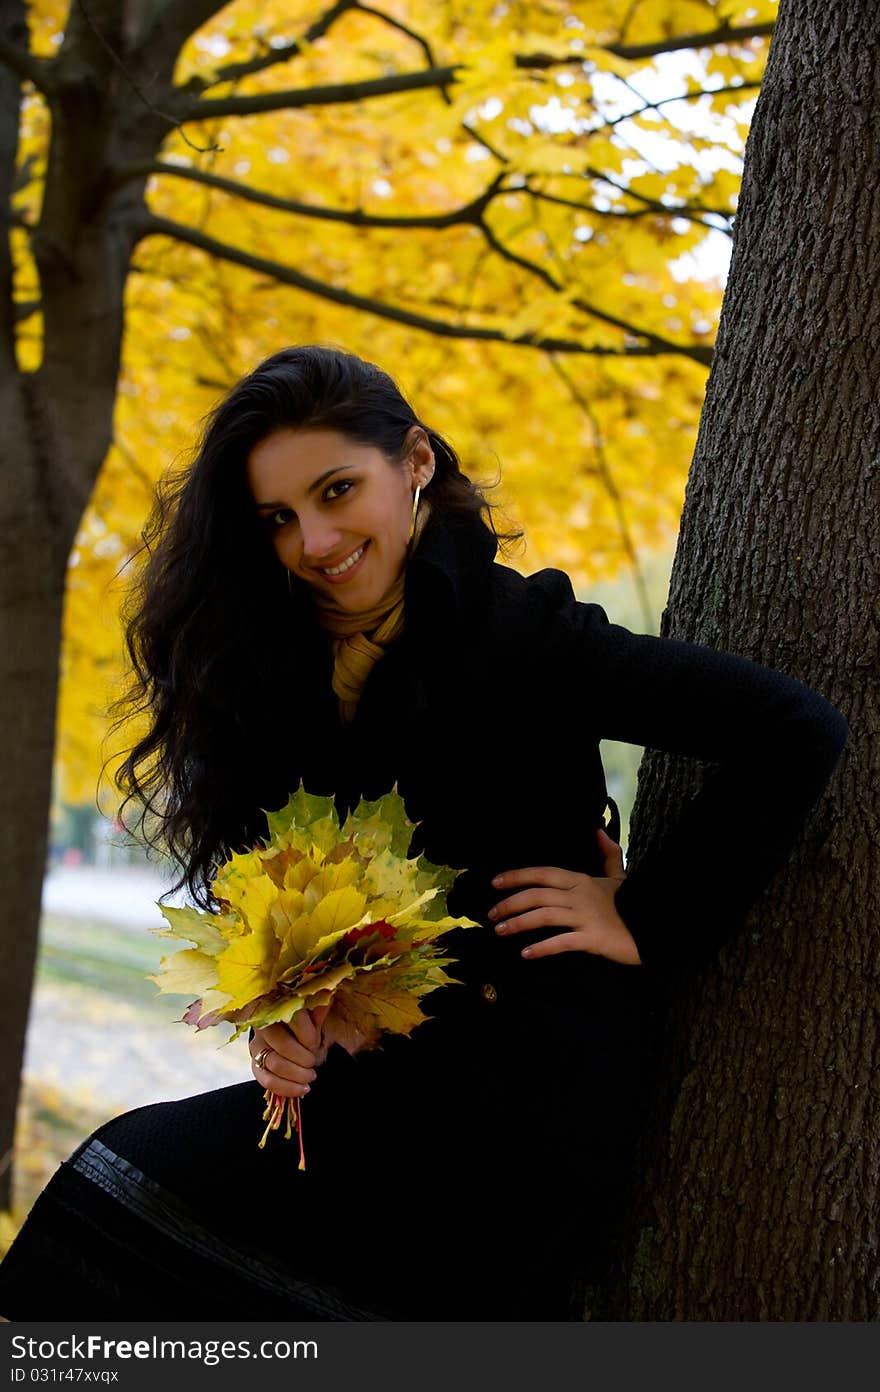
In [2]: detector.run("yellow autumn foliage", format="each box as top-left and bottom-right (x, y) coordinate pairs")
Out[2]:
(8, 0), (777, 807)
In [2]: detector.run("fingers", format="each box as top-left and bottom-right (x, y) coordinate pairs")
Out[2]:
(518, 931), (586, 959)
(522, 929), (642, 967)
(259, 1020), (319, 1066)
(596, 826), (626, 875)
(249, 1050), (314, 1098)
(290, 1009), (322, 1051)
(492, 866), (577, 892)
(310, 1003), (331, 1029)
(491, 852), (625, 905)
(291, 1007), (330, 1066)
(490, 898), (576, 935)
(251, 1054), (315, 1097)
(308, 1004), (331, 1065)
(250, 1022), (319, 1098)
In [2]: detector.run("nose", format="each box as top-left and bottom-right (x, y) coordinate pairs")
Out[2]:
(299, 518), (346, 566)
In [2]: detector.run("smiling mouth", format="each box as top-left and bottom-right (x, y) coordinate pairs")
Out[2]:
(316, 541), (369, 577)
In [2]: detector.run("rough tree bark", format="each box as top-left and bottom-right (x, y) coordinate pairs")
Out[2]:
(597, 0), (878, 1320)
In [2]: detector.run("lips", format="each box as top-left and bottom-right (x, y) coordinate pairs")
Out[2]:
(316, 540), (369, 577)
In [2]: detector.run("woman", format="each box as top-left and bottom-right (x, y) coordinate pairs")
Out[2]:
(0, 346), (848, 1321)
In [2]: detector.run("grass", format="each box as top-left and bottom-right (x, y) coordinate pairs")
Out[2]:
(37, 911), (191, 1014)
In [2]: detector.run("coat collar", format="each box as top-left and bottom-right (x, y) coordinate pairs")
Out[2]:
(297, 506), (499, 732)
(295, 507), (500, 795)
(405, 505), (499, 631)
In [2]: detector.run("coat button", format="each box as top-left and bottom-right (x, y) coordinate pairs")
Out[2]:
(480, 982), (498, 1004)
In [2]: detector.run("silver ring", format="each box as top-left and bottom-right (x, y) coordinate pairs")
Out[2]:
(254, 1045), (271, 1072)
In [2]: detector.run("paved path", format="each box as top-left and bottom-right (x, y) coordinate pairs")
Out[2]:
(41, 864), (189, 929)
(25, 979), (250, 1115)
(29, 865), (250, 1116)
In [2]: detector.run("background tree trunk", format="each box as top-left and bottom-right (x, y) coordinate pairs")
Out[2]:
(598, 0), (879, 1320)
(0, 378), (70, 1214)
(0, 0), (194, 1212)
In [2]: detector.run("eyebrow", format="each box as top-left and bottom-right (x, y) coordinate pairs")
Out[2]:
(255, 465), (357, 511)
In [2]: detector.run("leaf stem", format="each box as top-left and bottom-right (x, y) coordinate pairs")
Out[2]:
(296, 1095), (306, 1171)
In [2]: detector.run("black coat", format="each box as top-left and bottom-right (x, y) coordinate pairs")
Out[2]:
(0, 506), (848, 1323)
(238, 504), (846, 1313)
(295, 503), (847, 976)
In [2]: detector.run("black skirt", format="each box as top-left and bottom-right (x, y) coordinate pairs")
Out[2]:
(0, 954), (656, 1321)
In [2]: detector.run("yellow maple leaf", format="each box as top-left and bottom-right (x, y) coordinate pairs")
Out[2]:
(302, 884), (368, 944)
(152, 903), (231, 954)
(215, 922), (279, 1009)
(267, 887), (306, 940)
(280, 851), (323, 894)
(149, 948), (220, 997)
(302, 858), (364, 911)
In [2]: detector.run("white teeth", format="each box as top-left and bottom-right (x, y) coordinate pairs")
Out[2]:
(322, 544), (366, 576)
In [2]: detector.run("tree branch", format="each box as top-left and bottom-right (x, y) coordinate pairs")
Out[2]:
(115, 157), (505, 229)
(178, 0), (357, 95)
(57, 1), (222, 154)
(173, 7), (774, 101)
(527, 184), (733, 234)
(176, 64), (461, 122)
(594, 79), (761, 133)
(161, 7), (773, 131)
(345, 3), (508, 163)
(352, 1), (435, 56)
(343, 18), (775, 75)
(602, 20), (774, 62)
(135, 211), (686, 359)
(133, 0), (227, 71)
(0, 35), (53, 94)
(477, 217), (712, 366)
(531, 163), (737, 227)
(0, 0), (29, 357)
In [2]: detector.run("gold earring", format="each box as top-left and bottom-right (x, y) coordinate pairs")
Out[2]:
(407, 463), (434, 544)
(408, 484), (422, 544)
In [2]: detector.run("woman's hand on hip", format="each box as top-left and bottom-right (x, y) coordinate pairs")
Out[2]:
(249, 1005), (330, 1097)
(488, 826), (642, 966)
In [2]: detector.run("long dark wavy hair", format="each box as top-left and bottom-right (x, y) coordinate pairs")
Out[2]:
(105, 344), (523, 911)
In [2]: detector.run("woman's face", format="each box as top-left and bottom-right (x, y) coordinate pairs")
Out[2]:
(246, 426), (431, 611)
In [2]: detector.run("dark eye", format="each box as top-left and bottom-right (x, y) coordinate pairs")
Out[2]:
(324, 479), (354, 503)
(266, 479), (354, 529)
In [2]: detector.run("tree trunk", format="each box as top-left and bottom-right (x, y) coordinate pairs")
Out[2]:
(597, 0), (879, 1320)
(0, 0), (193, 1212)
(0, 382), (70, 1212)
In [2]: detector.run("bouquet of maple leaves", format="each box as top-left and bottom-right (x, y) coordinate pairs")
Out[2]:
(149, 783), (480, 1169)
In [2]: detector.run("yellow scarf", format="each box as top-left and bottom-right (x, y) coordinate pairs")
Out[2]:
(312, 498), (434, 726)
